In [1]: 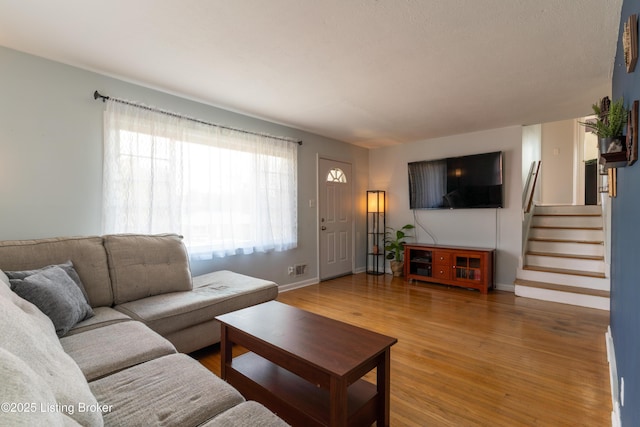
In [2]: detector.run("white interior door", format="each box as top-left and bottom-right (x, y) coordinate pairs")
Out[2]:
(318, 158), (353, 280)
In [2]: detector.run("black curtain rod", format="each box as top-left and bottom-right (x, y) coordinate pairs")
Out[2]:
(93, 91), (302, 145)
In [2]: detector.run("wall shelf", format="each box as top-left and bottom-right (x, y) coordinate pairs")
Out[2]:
(600, 151), (628, 169)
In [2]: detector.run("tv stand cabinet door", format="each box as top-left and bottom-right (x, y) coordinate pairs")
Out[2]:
(450, 250), (492, 293)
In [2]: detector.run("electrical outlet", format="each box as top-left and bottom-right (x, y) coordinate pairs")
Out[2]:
(287, 266), (294, 275)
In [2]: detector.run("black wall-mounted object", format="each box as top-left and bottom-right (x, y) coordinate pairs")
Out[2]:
(408, 151), (504, 210)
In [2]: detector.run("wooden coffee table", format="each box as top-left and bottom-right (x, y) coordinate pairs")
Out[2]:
(216, 301), (397, 427)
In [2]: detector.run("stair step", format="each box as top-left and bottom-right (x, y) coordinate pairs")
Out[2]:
(516, 267), (610, 290)
(514, 279), (610, 298)
(529, 227), (604, 241)
(535, 205), (602, 215)
(528, 237), (603, 245)
(534, 213), (602, 217)
(527, 240), (604, 257)
(531, 225), (603, 230)
(525, 253), (605, 273)
(514, 282), (610, 311)
(523, 265), (606, 279)
(526, 251), (604, 261)
(532, 212), (602, 228)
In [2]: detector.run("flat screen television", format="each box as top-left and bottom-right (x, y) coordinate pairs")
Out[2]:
(408, 151), (504, 209)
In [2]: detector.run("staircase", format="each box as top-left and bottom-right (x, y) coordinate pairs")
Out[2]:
(515, 205), (610, 311)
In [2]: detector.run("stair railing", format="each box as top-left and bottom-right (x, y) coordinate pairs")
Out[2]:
(521, 161), (541, 264)
(523, 160), (541, 214)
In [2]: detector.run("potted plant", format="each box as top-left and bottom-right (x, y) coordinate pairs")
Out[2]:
(384, 224), (415, 276)
(580, 97), (627, 154)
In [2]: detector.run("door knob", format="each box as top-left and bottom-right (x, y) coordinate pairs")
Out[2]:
(321, 226), (327, 230)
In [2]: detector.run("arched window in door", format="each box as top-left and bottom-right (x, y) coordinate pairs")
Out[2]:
(327, 167), (347, 183)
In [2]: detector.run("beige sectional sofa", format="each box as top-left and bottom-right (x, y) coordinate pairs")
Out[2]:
(0, 234), (287, 426)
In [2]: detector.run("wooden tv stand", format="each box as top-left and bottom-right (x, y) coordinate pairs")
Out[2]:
(403, 244), (495, 293)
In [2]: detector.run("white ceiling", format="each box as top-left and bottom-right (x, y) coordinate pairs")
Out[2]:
(0, 0), (623, 148)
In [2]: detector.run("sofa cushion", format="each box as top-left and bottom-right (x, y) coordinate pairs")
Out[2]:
(164, 319), (220, 354)
(60, 321), (176, 381)
(115, 270), (278, 336)
(90, 354), (244, 427)
(8, 266), (94, 337)
(0, 236), (113, 307)
(66, 306), (132, 336)
(0, 268), (10, 287)
(0, 278), (103, 426)
(103, 234), (192, 305)
(0, 347), (82, 426)
(202, 401), (290, 426)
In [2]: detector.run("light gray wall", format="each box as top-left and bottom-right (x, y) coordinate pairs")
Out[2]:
(369, 126), (523, 289)
(541, 119), (575, 205)
(522, 124), (542, 208)
(522, 124), (542, 187)
(0, 46), (369, 286)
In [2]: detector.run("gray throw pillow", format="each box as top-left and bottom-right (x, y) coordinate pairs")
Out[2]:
(5, 260), (91, 303)
(10, 266), (94, 337)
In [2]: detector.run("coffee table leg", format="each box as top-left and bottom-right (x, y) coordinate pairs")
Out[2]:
(377, 349), (391, 426)
(220, 324), (231, 380)
(329, 376), (348, 426)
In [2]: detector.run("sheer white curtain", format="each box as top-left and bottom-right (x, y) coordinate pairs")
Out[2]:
(102, 100), (298, 259)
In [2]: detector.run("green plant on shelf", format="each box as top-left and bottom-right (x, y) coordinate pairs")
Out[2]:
(580, 97), (627, 138)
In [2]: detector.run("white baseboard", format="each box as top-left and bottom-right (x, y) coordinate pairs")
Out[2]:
(280, 277), (511, 294)
(278, 277), (319, 293)
(606, 326), (622, 427)
(279, 267), (367, 292)
(495, 282), (515, 292)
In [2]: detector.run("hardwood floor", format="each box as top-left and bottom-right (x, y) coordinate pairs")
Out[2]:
(193, 273), (611, 426)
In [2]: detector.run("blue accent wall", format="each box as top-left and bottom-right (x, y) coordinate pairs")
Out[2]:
(612, 0), (640, 424)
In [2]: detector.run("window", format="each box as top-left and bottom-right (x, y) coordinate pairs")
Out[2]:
(102, 100), (298, 258)
(327, 167), (347, 183)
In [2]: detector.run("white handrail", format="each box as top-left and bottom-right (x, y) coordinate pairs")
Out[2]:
(522, 161), (536, 208)
(523, 161), (541, 214)
(521, 161), (541, 263)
